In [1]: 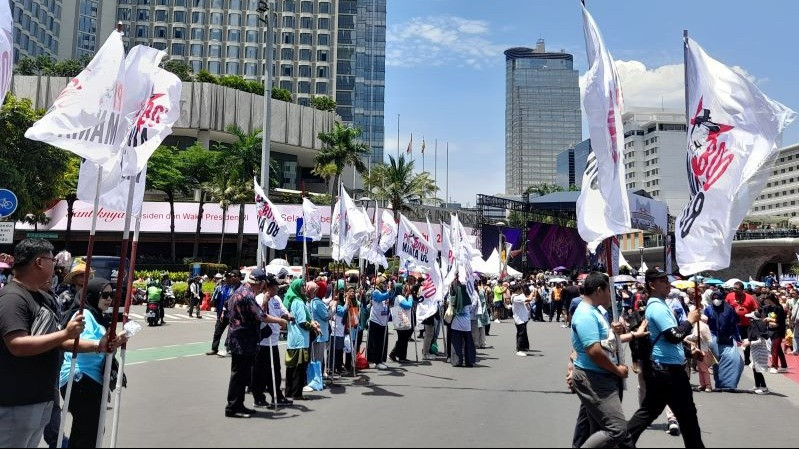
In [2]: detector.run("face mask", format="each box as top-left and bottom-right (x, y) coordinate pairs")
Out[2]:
(713, 299), (723, 307)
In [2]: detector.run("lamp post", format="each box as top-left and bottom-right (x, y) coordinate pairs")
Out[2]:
(256, 0), (274, 268)
(638, 246), (644, 275)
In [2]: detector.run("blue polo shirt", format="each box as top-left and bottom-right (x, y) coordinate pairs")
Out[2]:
(646, 297), (685, 365)
(571, 301), (612, 373)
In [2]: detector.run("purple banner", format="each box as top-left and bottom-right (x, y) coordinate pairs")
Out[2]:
(481, 224), (524, 259)
(527, 222), (587, 270)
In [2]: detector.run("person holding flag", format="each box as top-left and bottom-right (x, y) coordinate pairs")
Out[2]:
(366, 276), (391, 370)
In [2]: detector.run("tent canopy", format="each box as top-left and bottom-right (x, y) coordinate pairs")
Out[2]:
(478, 249), (522, 278)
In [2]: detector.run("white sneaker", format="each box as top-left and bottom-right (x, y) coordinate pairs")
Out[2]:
(704, 387), (712, 392)
(217, 350), (228, 357)
(561, 324), (568, 328)
(376, 363), (388, 370)
(516, 351), (527, 357)
(754, 388), (770, 395)
(769, 367), (779, 374)
(667, 420), (680, 436)
(302, 386), (313, 392)
(494, 319), (501, 324)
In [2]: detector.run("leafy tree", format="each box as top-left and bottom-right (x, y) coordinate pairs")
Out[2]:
(176, 143), (219, 259)
(195, 70), (217, 83)
(507, 211), (527, 229)
(524, 182), (566, 197)
(362, 154), (439, 221)
(314, 123), (370, 217)
(146, 146), (189, 262)
(205, 167), (250, 265)
(311, 162), (338, 195)
(0, 95), (70, 223)
(52, 59), (86, 77)
(162, 59), (194, 82)
(271, 87), (292, 102)
(15, 55), (55, 75)
(310, 96), (336, 112)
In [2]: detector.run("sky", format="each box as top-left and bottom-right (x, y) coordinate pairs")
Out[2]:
(383, 0), (799, 207)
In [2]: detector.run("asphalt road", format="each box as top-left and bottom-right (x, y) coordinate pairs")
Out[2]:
(96, 305), (799, 448)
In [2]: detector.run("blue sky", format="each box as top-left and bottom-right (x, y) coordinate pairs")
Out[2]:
(383, 0), (799, 206)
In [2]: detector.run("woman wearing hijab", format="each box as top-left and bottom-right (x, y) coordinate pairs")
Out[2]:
(389, 283), (414, 363)
(367, 276), (391, 370)
(59, 278), (128, 448)
(703, 290), (743, 391)
(449, 280), (477, 367)
(283, 279), (319, 400)
(743, 311), (771, 394)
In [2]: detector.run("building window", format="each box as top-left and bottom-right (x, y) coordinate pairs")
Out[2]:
(300, 16), (313, 29)
(315, 82), (327, 94)
(283, 0), (295, 12)
(228, 13), (241, 26)
(282, 32), (294, 44)
(226, 62), (239, 74)
(317, 66), (328, 78)
(298, 65), (310, 77)
(301, 1), (313, 13)
(154, 9), (168, 21)
(300, 33), (312, 45)
(299, 49), (311, 60)
(117, 8), (131, 20)
(210, 0), (223, 7)
(247, 14), (259, 27)
(226, 45), (240, 58)
(173, 27), (186, 39)
(210, 28), (222, 41)
(298, 81), (310, 93)
(227, 29), (241, 42)
(171, 43), (185, 56)
(279, 80), (292, 91)
(190, 43), (203, 57)
(208, 44), (221, 57)
(174, 10), (186, 22)
(210, 12), (223, 25)
(244, 63), (257, 76)
(246, 30), (258, 42)
(282, 16), (294, 27)
(191, 27), (204, 40)
(229, 0), (241, 8)
(191, 11), (205, 24)
(317, 33), (329, 46)
(281, 64), (292, 76)
(245, 46), (258, 59)
(316, 50), (327, 62)
(154, 26), (167, 38)
(319, 2), (330, 13)
(318, 18), (329, 29)
(136, 25), (148, 38)
(208, 61), (221, 74)
(281, 48), (294, 59)
(190, 60), (202, 73)
(137, 8), (149, 20)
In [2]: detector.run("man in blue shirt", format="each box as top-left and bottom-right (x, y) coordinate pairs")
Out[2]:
(206, 271), (240, 356)
(627, 269), (705, 448)
(569, 272), (634, 448)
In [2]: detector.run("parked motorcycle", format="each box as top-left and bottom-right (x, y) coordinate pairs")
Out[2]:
(163, 286), (176, 308)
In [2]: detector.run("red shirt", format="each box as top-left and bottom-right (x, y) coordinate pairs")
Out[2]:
(725, 292), (759, 327)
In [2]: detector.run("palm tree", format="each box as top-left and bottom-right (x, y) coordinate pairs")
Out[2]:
(205, 168), (250, 265)
(363, 155), (439, 221)
(147, 146), (189, 262)
(311, 162), (338, 196)
(314, 123), (370, 215)
(177, 143), (220, 259)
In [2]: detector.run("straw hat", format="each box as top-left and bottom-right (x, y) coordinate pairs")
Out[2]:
(64, 264), (94, 284)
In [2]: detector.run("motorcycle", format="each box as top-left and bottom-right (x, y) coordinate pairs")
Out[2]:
(163, 286), (176, 308)
(133, 287), (147, 305)
(146, 302), (161, 326)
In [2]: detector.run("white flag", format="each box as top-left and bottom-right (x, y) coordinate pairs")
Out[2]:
(0, 0), (12, 103)
(396, 214), (435, 269)
(378, 210), (397, 254)
(331, 184), (368, 263)
(25, 31), (126, 165)
(301, 198), (322, 241)
(676, 38), (796, 274)
(440, 223), (456, 288)
(576, 5), (631, 254)
(254, 178), (290, 250)
(417, 264), (443, 322)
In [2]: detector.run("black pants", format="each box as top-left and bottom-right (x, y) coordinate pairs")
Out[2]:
(739, 325), (751, 364)
(390, 329), (413, 361)
(534, 300), (544, 321)
(450, 329), (476, 366)
(367, 323), (388, 364)
(329, 336), (345, 373)
(445, 322), (453, 359)
(252, 345), (284, 403)
(550, 301), (563, 322)
(516, 322), (530, 351)
(226, 354), (255, 413)
(627, 365), (705, 448)
(285, 360), (309, 399)
(188, 297), (202, 317)
(60, 377), (103, 449)
(211, 315), (229, 352)
(754, 368), (768, 388)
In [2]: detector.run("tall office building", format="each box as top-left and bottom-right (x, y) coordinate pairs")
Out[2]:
(555, 138), (591, 189)
(622, 108), (688, 214)
(748, 143), (799, 219)
(10, 0), (115, 62)
(505, 40), (581, 195)
(115, 0), (385, 165)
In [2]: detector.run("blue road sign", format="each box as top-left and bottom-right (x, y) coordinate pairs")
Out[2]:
(0, 189), (18, 218)
(295, 218), (313, 242)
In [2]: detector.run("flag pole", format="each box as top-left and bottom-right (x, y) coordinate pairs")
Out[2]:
(110, 205), (143, 448)
(97, 173), (137, 447)
(683, 28), (701, 352)
(58, 166), (103, 447)
(434, 139), (438, 193)
(446, 142), (449, 206)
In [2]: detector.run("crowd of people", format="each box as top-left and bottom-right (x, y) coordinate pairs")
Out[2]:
(2, 238), (799, 447)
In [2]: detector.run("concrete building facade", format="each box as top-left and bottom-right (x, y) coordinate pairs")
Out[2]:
(748, 143), (799, 220)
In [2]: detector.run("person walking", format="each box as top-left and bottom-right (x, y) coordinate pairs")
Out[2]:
(627, 269), (705, 448)
(206, 271), (240, 356)
(705, 291), (743, 390)
(448, 281), (476, 367)
(550, 283), (564, 323)
(187, 276), (202, 319)
(569, 272), (633, 448)
(511, 283), (532, 357)
(743, 311), (772, 394)
(763, 293), (789, 373)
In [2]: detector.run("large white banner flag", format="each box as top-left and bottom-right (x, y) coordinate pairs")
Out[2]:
(441, 223), (456, 289)
(25, 31), (126, 165)
(378, 210), (397, 254)
(301, 197), (322, 241)
(396, 214), (435, 269)
(331, 184), (368, 263)
(576, 5), (631, 253)
(417, 263), (443, 322)
(254, 178), (290, 250)
(676, 38), (796, 274)
(0, 0), (12, 103)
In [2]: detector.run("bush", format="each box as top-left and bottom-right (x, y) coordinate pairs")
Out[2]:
(134, 270), (191, 283)
(172, 281), (189, 298)
(195, 70), (217, 84)
(202, 281), (216, 295)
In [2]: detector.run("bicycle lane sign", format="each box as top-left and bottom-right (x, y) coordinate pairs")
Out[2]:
(0, 189), (17, 218)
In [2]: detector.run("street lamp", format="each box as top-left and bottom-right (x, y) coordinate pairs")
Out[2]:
(496, 221), (507, 279)
(638, 246), (644, 275)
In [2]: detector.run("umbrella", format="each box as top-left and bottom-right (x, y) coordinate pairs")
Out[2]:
(702, 278), (724, 286)
(723, 278), (743, 288)
(671, 280), (695, 290)
(548, 277), (568, 284)
(0, 261), (10, 270)
(613, 275), (637, 283)
(552, 266), (567, 272)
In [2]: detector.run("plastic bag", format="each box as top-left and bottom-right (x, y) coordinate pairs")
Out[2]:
(306, 361), (324, 391)
(344, 334), (353, 354)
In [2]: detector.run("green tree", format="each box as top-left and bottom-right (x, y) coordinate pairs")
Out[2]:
(176, 143), (219, 259)
(311, 162), (338, 195)
(52, 59), (86, 77)
(524, 182), (566, 197)
(507, 211), (527, 229)
(195, 70), (217, 83)
(53, 155), (81, 251)
(271, 87), (292, 102)
(15, 55), (55, 75)
(205, 167), (250, 265)
(362, 155), (439, 221)
(0, 95), (70, 223)
(310, 96), (336, 112)
(314, 123), (371, 217)
(146, 146), (189, 262)
(162, 59), (194, 82)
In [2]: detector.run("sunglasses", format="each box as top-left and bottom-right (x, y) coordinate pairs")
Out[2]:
(101, 291), (114, 299)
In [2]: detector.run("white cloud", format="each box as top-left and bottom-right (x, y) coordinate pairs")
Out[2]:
(580, 60), (765, 110)
(387, 16), (506, 69)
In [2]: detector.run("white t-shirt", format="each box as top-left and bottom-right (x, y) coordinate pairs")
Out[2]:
(512, 294), (530, 325)
(332, 302), (346, 338)
(257, 293), (287, 347)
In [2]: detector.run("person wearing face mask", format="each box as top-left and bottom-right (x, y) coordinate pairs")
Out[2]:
(59, 278), (129, 448)
(704, 291), (742, 391)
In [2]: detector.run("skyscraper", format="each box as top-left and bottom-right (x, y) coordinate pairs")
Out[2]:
(10, 0), (116, 62)
(505, 40), (581, 195)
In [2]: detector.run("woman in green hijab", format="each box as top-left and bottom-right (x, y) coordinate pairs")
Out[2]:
(284, 279), (319, 399)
